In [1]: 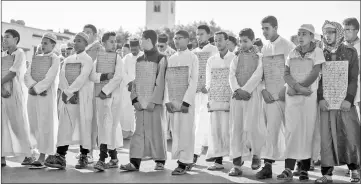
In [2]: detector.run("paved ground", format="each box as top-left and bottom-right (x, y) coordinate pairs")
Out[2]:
(1, 139), (352, 183)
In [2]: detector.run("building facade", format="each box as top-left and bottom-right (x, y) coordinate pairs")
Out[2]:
(145, 1), (176, 30)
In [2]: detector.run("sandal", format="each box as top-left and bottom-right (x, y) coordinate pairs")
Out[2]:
(29, 161), (47, 169)
(299, 170), (309, 181)
(171, 167), (186, 175)
(277, 168), (293, 181)
(119, 163), (139, 171)
(207, 163), (224, 171)
(315, 176), (333, 183)
(228, 167), (243, 176)
(350, 171), (360, 183)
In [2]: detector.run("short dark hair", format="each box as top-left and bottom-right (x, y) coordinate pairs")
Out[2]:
(228, 36), (237, 45)
(49, 39), (56, 45)
(5, 29), (20, 44)
(123, 43), (130, 49)
(142, 30), (158, 46)
(197, 25), (211, 34)
(239, 28), (255, 41)
(187, 43), (193, 50)
(175, 30), (190, 39)
(101, 31), (116, 43)
(83, 24), (97, 34)
(261, 15), (278, 28)
(214, 31), (229, 40)
(343, 17), (359, 31)
(254, 38), (263, 47)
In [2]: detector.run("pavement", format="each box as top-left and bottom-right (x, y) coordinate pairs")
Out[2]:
(1, 139), (353, 183)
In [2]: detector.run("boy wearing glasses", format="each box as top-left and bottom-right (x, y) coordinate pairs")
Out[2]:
(165, 30), (199, 175)
(315, 20), (360, 183)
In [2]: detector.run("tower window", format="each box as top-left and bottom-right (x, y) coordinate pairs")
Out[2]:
(154, 1), (161, 12)
(171, 2), (174, 14)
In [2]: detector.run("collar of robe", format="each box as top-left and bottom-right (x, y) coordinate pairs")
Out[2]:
(199, 41), (209, 49)
(295, 41), (316, 58)
(346, 36), (360, 47)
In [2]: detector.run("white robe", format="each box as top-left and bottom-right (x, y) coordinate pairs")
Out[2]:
(260, 36), (295, 161)
(284, 47), (325, 160)
(205, 51), (235, 159)
(2, 48), (35, 157)
(120, 52), (144, 134)
(89, 54), (123, 150)
(57, 51), (94, 150)
(192, 43), (218, 155)
(160, 46), (177, 139)
(25, 52), (60, 155)
(165, 49), (199, 164)
(229, 49), (265, 160)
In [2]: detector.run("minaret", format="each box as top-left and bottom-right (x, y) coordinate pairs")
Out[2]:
(145, 1), (175, 30)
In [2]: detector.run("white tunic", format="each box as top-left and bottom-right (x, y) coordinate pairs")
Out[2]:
(57, 51), (94, 150)
(120, 51), (144, 133)
(165, 49), (199, 164)
(192, 43), (218, 155)
(229, 48), (265, 160)
(260, 36), (295, 160)
(2, 48), (35, 157)
(205, 51), (235, 158)
(25, 52), (60, 155)
(90, 54), (124, 149)
(284, 47), (325, 160)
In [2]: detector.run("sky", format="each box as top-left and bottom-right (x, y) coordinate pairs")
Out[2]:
(1, 1), (360, 42)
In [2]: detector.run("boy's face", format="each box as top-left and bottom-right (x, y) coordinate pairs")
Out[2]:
(174, 34), (188, 50)
(103, 36), (117, 52)
(41, 38), (55, 54)
(323, 27), (337, 45)
(3, 33), (18, 48)
(122, 47), (130, 56)
(227, 41), (236, 52)
(344, 25), (358, 42)
(262, 23), (277, 40)
(297, 29), (313, 47)
(214, 34), (227, 51)
(196, 29), (209, 44)
(83, 27), (96, 43)
(157, 42), (167, 52)
(141, 37), (152, 50)
(130, 46), (139, 56)
(73, 36), (87, 52)
(239, 36), (253, 50)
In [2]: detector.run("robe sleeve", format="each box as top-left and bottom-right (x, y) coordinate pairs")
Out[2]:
(164, 79), (170, 104)
(63, 57), (93, 98)
(229, 56), (241, 92)
(345, 48), (359, 103)
(89, 60), (101, 83)
(122, 56), (132, 85)
(9, 50), (26, 73)
(300, 48), (325, 87)
(33, 54), (60, 94)
(24, 62), (37, 88)
(205, 57), (212, 91)
(317, 71), (325, 103)
(150, 57), (167, 105)
(182, 54), (199, 106)
(102, 55), (123, 96)
(240, 54), (263, 93)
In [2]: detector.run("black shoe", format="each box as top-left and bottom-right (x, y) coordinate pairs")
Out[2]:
(256, 163), (272, 179)
(299, 170), (309, 181)
(205, 157), (216, 162)
(44, 154), (66, 169)
(75, 154), (88, 169)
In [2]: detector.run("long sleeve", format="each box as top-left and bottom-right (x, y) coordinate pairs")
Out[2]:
(300, 64), (321, 87)
(122, 56), (132, 85)
(33, 55), (60, 94)
(229, 56), (241, 92)
(240, 54), (263, 93)
(182, 54), (199, 106)
(102, 56), (123, 96)
(284, 65), (298, 89)
(89, 60), (101, 83)
(24, 62), (37, 88)
(205, 57), (212, 91)
(63, 57), (93, 97)
(9, 49), (25, 73)
(150, 57), (167, 104)
(345, 48), (359, 103)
